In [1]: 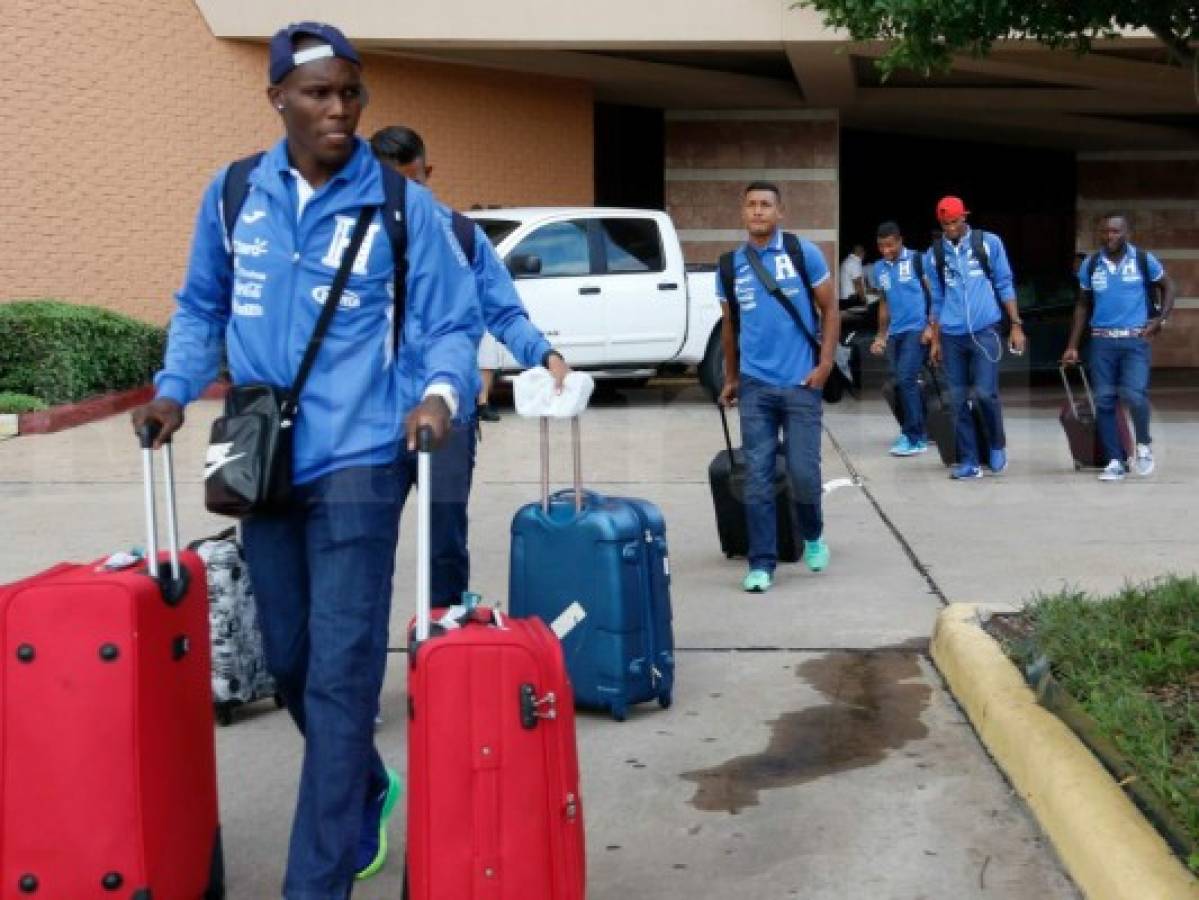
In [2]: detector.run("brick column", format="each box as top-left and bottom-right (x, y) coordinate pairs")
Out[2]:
(1077, 151), (1199, 368)
(664, 110), (839, 272)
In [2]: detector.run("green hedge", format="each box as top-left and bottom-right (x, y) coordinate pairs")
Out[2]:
(0, 301), (166, 406)
(0, 392), (49, 414)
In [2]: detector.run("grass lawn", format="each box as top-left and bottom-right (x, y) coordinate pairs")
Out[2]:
(997, 575), (1198, 872)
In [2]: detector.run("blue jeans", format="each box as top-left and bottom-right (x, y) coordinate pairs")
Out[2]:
(941, 327), (1006, 466)
(242, 462), (409, 899)
(889, 330), (928, 443)
(428, 417), (478, 608)
(1090, 336), (1151, 461)
(739, 375), (824, 573)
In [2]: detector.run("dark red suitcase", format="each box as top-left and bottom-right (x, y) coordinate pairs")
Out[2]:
(1059, 364), (1133, 470)
(0, 435), (222, 899)
(405, 431), (585, 900)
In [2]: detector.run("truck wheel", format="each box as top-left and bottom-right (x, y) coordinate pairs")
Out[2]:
(698, 328), (724, 401)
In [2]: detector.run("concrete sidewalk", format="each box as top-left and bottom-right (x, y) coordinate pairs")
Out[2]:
(5, 376), (1191, 897)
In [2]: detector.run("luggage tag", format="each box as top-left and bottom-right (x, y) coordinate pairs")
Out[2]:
(550, 601), (587, 640)
(97, 547), (145, 572)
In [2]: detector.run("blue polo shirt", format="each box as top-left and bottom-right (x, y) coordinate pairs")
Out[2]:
(716, 230), (831, 387)
(1079, 244), (1165, 329)
(873, 247), (928, 335)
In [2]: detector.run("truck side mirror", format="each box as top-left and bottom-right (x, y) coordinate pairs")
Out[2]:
(508, 254), (542, 277)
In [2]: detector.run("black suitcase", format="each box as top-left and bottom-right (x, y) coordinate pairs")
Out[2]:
(708, 405), (802, 562)
(916, 367), (990, 467)
(882, 366), (939, 431)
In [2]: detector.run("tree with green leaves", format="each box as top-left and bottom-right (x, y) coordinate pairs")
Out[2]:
(796, 0), (1197, 77)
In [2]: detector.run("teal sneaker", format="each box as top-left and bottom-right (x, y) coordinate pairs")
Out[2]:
(910, 439), (929, 455)
(742, 569), (773, 593)
(355, 767), (403, 881)
(889, 435), (914, 456)
(803, 539), (830, 573)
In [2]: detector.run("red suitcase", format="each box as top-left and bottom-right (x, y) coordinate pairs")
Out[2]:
(405, 430), (586, 900)
(0, 433), (222, 899)
(1059, 364), (1133, 470)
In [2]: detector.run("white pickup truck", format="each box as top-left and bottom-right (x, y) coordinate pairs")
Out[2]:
(466, 207), (726, 394)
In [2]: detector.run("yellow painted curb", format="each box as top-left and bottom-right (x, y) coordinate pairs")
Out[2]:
(932, 603), (1199, 900)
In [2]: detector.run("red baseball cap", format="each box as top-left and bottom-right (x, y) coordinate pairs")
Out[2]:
(936, 196), (969, 221)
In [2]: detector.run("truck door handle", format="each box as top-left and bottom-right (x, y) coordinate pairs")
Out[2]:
(579, 286), (601, 295)
(658, 282), (678, 291)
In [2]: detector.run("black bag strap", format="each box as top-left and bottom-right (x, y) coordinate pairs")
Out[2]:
(742, 240), (821, 355)
(1137, 247), (1159, 317)
(377, 163), (409, 353)
(450, 210), (477, 262)
(718, 251), (738, 330)
(910, 251), (932, 318)
(781, 232), (816, 312)
(221, 152), (267, 248)
(281, 206), (375, 420)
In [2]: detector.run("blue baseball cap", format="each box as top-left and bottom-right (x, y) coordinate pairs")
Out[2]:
(268, 22), (361, 85)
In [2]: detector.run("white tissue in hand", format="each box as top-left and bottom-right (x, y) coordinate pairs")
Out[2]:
(514, 368), (595, 418)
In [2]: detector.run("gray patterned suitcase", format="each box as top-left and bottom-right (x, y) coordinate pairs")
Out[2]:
(191, 528), (281, 725)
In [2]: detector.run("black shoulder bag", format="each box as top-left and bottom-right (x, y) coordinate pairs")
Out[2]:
(742, 240), (848, 403)
(205, 206), (376, 518)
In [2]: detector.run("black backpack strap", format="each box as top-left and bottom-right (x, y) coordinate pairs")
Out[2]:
(911, 251), (932, 318)
(1084, 251), (1099, 287)
(781, 232), (815, 312)
(742, 242), (821, 356)
(377, 163), (409, 353)
(1136, 247), (1158, 317)
(718, 251), (738, 331)
(221, 152), (266, 250)
(450, 210), (477, 263)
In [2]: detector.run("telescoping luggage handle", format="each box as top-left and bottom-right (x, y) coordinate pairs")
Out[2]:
(137, 424), (190, 605)
(1059, 363), (1097, 417)
(539, 417), (583, 515)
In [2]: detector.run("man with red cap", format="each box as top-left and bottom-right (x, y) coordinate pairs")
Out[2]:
(924, 196), (1025, 479)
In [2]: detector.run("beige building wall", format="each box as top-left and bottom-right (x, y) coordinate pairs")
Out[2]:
(1075, 153), (1199, 368)
(1, 0), (593, 325)
(664, 111), (840, 273)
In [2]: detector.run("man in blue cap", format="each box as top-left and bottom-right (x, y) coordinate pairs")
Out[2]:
(132, 21), (481, 896)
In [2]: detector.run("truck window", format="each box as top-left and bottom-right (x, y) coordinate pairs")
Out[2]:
(600, 219), (664, 274)
(475, 218), (521, 247)
(509, 220), (592, 277)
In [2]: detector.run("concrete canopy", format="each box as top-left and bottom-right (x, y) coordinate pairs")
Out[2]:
(194, 0), (1197, 151)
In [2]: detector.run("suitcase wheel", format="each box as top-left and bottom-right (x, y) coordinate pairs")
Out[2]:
(658, 692), (673, 710)
(273, 692), (286, 709)
(215, 703), (235, 727)
(1074, 461), (1083, 471)
(610, 704), (628, 723)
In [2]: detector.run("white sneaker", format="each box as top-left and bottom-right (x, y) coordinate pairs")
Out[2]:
(1133, 444), (1155, 477)
(1098, 459), (1127, 482)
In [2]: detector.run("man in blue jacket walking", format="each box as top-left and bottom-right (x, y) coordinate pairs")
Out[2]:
(132, 23), (481, 897)
(870, 220), (932, 456)
(925, 196), (1026, 479)
(371, 125), (572, 608)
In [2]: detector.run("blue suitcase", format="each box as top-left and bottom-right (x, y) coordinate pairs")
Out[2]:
(509, 418), (675, 721)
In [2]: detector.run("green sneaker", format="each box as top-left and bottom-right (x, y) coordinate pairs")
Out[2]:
(742, 569), (773, 593)
(803, 539), (830, 573)
(355, 767), (403, 881)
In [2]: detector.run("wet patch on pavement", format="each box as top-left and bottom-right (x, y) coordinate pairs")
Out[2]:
(681, 642), (931, 813)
